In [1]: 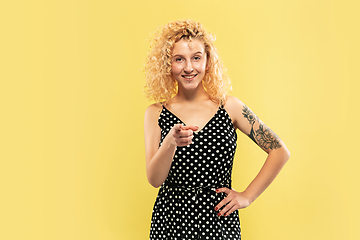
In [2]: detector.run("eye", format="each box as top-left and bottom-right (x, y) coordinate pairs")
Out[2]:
(175, 57), (183, 62)
(193, 56), (201, 61)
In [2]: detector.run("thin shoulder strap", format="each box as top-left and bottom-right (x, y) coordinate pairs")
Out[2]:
(159, 102), (167, 112)
(220, 99), (224, 109)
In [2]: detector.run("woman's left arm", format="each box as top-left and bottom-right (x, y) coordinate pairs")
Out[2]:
(215, 96), (290, 217)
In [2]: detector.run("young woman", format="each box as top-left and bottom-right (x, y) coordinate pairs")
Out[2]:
(144, 19), (290, 240)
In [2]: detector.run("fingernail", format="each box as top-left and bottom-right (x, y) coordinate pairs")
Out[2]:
(217, 213), (221, 217)
(214, 207), (218, 211)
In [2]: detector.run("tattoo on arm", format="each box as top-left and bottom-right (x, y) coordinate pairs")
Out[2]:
(242, 105), (259, 125)
(242, 105), (282, 150)
(253, 124), (282, 150)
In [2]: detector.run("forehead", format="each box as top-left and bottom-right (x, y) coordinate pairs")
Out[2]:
(172, 38), (205, 55)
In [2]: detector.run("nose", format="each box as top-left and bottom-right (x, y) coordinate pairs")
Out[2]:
(184, 61), (193, 74)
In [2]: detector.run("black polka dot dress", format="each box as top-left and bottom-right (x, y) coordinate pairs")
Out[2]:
(149, 106), (241, 240)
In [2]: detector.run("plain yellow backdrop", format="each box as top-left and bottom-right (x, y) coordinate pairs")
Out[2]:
(1, 0), (359, 239)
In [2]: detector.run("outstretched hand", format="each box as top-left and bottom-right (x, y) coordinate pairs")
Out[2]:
(169, 124), (199, 147)
(214, 188), (251, 217)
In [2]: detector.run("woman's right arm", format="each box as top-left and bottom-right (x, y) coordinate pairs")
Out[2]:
(144, 104), (198, 188)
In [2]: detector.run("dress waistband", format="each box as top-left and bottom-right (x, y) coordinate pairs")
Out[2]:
(163, 181), (232, 201)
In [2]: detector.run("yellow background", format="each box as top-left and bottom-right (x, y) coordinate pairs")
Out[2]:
(1, 0), (359, 239)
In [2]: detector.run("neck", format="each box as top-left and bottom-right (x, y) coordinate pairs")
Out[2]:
(176, 84), (209, 102)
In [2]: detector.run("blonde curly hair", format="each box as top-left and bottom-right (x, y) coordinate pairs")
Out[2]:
(144, 19), (232, 104)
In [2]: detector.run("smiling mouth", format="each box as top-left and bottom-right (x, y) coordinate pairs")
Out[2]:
(182, 74), (197, 79)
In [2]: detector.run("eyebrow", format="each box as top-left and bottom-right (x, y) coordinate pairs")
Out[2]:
(172, 51), (204, 57)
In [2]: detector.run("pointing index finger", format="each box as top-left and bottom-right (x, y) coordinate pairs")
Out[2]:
(173, 124), (183, 132)
(182, 125), (199, 131)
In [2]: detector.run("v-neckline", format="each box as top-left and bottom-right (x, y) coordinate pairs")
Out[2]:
(162, 106), (221, 134)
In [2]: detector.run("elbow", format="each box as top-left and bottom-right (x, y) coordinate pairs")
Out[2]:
(147, 175), (163, 188)
(149, 181), (162, 188)
(146, 165), (164, 188)
(283, 147), (291, 162)
(269, 145), (290, 162)
(272, 145), (290, 163)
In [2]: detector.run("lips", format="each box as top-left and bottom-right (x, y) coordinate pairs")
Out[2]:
(182, 74), (197, 80)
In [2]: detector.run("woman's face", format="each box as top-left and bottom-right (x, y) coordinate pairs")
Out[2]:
(171, 38), (207, 91)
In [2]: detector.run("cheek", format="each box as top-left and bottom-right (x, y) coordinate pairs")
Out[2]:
(171, 64), (182, 75)
(196, 62), (207, 72)
(197, 57), (207, 70)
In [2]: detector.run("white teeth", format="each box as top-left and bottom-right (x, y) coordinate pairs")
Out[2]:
(183, 75), (195, 79)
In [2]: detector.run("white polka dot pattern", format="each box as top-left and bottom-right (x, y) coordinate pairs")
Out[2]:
(150, 106), (241, 239)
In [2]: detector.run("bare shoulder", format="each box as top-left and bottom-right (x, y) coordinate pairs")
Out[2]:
(224, 96), (244, 112)
(145, 103), (163, 121)
(144, 103), (163, 164)
(223, 96), (245, 122)
(144, 103), (162, 143)
(223, 95), (254, 134)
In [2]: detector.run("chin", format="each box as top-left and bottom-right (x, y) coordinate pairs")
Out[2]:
(182, 82), (202, 90)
